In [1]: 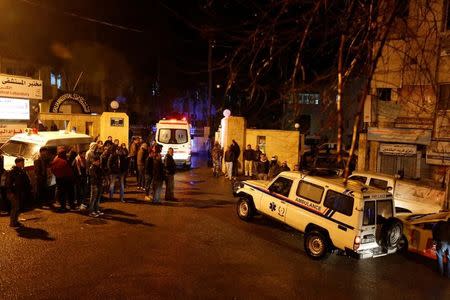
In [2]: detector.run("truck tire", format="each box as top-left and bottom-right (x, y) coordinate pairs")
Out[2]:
(381, 218), (403, 251)
(236, 197), (254, 221)
(304, 230), (331, 260)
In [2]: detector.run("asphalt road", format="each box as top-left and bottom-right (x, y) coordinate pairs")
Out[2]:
(0, 155), (449, 299)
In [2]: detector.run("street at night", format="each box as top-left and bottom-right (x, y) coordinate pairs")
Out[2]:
(2, 1), (450, 298)
(1, 157), (448, 299)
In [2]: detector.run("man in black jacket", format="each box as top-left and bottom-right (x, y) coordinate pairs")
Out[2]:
(35, 147), (53, 208)
(6, 157), (31, 227)
(164, 147), (176, 201)
(243, 144), (254, 177)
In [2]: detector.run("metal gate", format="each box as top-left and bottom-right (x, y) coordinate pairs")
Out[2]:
(379, 154), (417, 178)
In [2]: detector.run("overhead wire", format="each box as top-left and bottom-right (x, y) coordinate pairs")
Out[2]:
(16, 0), (144, 33)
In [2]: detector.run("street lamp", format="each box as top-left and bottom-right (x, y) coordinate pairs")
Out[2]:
(294, 123), (301, 170)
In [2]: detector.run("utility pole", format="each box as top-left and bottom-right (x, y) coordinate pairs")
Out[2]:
(207, 39), (213, 128)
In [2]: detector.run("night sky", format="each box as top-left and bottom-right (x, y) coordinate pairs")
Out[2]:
(0, 0), (208, 94)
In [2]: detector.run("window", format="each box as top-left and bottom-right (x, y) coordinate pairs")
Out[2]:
(377, 200), (394, 224)
(324, 190), (354, 217)
(298, 93), (320, 105)
(0, 141), (40, 160)
(296, 181), (324, 204)
(369, 178), (388, 190)
(349, 175), (367, 184)
(56, 74), (62, 89)
(376, 88), (392, 101)
(257, 136), (266, 153)
(51, 73), (62, 89)
(438, 84), (450, 110)
(50, 73), (56, 86)
(158, 129), (188, 144)
(269, 177), (293, 197)
(363, 201), (376, 226)
(175, 129), (188, 144)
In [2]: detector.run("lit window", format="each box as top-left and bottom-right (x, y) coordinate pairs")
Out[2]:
(56, 74), (62, 89)
(50, 73), (56, 86)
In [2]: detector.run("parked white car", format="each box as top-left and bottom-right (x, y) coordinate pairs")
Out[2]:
(349, 171), (445, 214)
(234, 171), (402, 260)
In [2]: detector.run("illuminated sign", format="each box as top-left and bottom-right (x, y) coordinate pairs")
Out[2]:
(49, 93), (91, 114)
(0, 98), (30, 120)
(0, 124), (26, 143)
(0, 74), (43, 100)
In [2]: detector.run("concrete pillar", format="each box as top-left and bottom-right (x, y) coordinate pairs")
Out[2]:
(369, 141), (379, 172)
(220, 116), (246, 174)
(357, 133), (367, 171)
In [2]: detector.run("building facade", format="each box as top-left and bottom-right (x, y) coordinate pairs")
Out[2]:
(362, 0), (450, 181)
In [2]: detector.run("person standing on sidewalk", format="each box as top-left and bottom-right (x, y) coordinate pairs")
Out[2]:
(6, 157), (31, 227)
(253, 145), (262, 178)
(211, 142), (223, 177)
(128, 138), (139, 177)
(164, 147), (176, 201)
(88, 156), (103, 217)
(224, 146), (235, 180)
(73, 150), (88, 209)
(144, 148), (155, 201)
(433, 219), (450, 278)
(34, 147), (52, 208)
(230, 140), (240, 177)
(107, 145), (126, 203)
(243, 144), (254, 177)
(51, 147), (75, 212)
(152, 147), (164, 204)
(257, 154), (270, 180)
(137, 143), (148, 191)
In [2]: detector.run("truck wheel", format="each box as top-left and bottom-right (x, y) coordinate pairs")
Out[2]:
(236, 198), (254, 221)
(304, 230), (331, 260)
(381, 218), (403, 250)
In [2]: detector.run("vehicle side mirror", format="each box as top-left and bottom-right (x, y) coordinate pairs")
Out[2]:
(387, 186), (393, 192)
(268, 185), (275, 193)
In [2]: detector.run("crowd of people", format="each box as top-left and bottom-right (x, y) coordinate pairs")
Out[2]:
(211, 141), (292, 180)
(0, 135), (178, 227)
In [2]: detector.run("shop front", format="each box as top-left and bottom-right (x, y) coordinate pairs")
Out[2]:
(367, 127), (432, 179)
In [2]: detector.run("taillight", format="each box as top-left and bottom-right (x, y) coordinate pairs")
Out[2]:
(353, 236), (361, 251)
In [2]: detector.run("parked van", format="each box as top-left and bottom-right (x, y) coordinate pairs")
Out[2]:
(235, 171), (402, 260)
(0, 130), (92, 171)
(155, 119), (192, 168)
(349, 171), (445, 214)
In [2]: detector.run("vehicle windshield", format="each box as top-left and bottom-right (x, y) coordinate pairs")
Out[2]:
(0, 140), (40, 159)
(158, 129), (188, 144)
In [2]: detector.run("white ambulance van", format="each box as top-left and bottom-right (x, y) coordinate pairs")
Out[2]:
(155, 119), (192, 168)
(0, 130), (92, 171)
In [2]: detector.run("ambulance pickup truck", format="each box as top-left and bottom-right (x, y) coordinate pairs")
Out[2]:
(234, 171), (403, 260)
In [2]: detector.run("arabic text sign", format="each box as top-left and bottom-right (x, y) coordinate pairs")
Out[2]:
(426, 141), (450, 166)
(0, 74), (43, 100)
(0, 98), (30, 120)
(0, 123), (27, 144)
(380, 143), (417, 156)
(368, 127), (432, 145)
